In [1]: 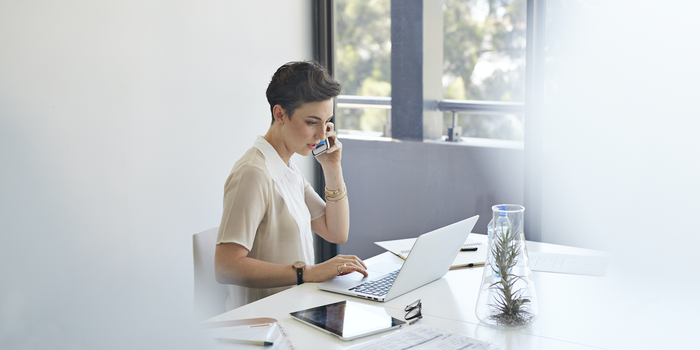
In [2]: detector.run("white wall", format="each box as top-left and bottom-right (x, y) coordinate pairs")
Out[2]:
(538, 0), (700, 262)
(536, 2), (700, 347)
(0, 1), (315, 348)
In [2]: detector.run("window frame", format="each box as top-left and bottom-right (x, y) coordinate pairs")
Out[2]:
(313, 0), (546, 257)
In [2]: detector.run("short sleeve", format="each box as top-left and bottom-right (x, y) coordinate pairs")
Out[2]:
(216, 163), (270, 250)
(304, 178), (326, 221)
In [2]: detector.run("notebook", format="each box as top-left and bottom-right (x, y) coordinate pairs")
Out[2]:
(318, 215), (478, 302)
(201, 318), (295, 350)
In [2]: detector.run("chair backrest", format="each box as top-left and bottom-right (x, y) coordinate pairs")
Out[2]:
(193, 227), (229, 321)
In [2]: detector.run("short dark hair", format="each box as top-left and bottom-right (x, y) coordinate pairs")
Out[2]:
(266, 61), (341, 124)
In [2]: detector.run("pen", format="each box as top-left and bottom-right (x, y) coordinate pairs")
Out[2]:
(214, 337), (273, 347)
(449, 262), (485, 270)
(460, 247), (478, 251)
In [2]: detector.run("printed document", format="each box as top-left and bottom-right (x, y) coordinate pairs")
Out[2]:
(350, 325), (497, 350)
(529, 252), (610, 276)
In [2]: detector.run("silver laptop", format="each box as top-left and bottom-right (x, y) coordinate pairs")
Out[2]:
(318, 215), (478, 302)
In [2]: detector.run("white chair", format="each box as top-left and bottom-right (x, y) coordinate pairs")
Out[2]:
(192, 227), (229, 321)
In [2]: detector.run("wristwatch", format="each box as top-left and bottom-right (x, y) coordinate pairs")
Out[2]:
(293, 261), (306, 285)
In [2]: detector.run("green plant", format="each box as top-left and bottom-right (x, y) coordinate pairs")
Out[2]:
(488, 223), (534, 326)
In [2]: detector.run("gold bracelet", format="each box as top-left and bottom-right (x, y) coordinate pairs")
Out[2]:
(325, 185), (345, 195)
(325, 186), (346, 200)
(326, 191), (348, 203)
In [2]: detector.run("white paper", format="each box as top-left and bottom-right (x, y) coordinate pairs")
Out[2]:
(528, 252), (611, 276)
(350, 325), (497, 350)
(375, 238), (486, 268)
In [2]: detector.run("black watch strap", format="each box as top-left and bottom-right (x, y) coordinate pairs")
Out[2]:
(296, 268), (304, 285)
(293, 261), (305, 285)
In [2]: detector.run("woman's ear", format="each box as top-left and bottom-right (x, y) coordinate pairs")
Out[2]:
(272, 105), (286, 125)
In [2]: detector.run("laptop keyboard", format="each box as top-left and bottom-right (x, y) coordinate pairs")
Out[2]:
(348, 269), (400, 296)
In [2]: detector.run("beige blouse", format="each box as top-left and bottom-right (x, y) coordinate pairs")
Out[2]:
(216, 136), (326, 310)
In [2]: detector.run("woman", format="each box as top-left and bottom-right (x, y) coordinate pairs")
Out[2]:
(214, 61), (367, 310)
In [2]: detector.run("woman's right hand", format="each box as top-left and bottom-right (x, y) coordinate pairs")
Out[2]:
(314, 122), (342, 167)
(305, 254), (368, 283)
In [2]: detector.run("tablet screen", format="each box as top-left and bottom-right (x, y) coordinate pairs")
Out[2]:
(289, 300), (405, 341)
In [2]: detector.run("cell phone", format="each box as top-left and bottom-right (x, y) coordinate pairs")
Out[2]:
(312, 139), (329, 156)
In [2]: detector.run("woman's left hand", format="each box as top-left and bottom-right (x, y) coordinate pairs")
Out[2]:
(315, 122), (342, 166)
(304, 254), (368, 283)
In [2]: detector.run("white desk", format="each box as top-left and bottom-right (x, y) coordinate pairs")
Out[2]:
(204, 234), (667, 350)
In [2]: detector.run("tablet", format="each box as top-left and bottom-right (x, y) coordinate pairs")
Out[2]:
(289, 300), (405, 341)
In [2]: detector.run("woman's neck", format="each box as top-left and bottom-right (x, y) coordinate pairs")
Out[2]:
(263, 126), (292, 165)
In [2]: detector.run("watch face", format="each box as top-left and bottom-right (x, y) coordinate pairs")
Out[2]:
(293, 261), (306, 269)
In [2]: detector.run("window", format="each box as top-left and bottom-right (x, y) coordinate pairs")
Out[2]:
(442, 0), (526, 141)
(334, 0), (526, 141)
(335, 0), (391, 135)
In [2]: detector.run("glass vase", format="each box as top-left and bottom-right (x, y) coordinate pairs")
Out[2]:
(475, 204), (538, 329)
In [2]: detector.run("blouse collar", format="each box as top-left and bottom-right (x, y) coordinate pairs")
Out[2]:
(253, 136), (290, 182)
